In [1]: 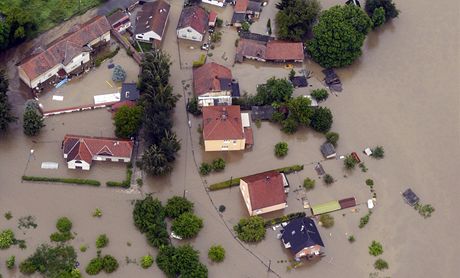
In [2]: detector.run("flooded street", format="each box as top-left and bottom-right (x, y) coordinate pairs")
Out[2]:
(1, 0), (459, 277)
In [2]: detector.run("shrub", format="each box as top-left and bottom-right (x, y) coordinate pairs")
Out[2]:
(274, 142), (289, 157)
(19, 244), (77, 277)
(374, 258), (389, 270)
(281, 117), (299, 134)
(0, 229), (14, 249)
(359, 211), (372, 228)
(86, 257), (103, 275)
(348, 235), (355, 243)
(359, 162), (368, 172)
(80, 245), (88, 252)
(56, 217), (72, 233)
(371, 7), (386, 28)
(192, 54), (206, 67)
(241, 21), (250, 32)
(275, 164), (304, 174)
(21, 176), (100, 186)
(102, 255), (119, 273)
(6, 255), (15, 269)
(141, 255), (154, 269)
(323, 174), (334, 185)
(212, 158), (226, 171)
(50, 231), (73, 242)
(136, 178), (143, 186)
(371, 146), (385, 159)
(210, 31), (222, 43)
(171, 212), (204, 239)
(310, 107), (333, 133)
(208, 245), (225, 262)
(264, 212), (306, 228)
(92, 208), (103, 218)
(165, 196), (194, 218)
(303, 178), (315, 190)
(365, 0), (399, 22)
(4, 211), (12, 220)
(344, 155), (358, 170)
(325, 131), (339, 146)
(216, 17), (223, 27)
(416, 203), (435, 218)
(234, 216), (266, 243)
(199, 162), (212, 175)
(319, 214), (334, 228)
(311, 89), (329, 101)
(208, 178), (241, 190)
(369, 241), (383, 256)
(96, 234), (109, 249)
(19, 259), (36, 274)
(366, 179), (374, 186)
(187, 97), (201, 116)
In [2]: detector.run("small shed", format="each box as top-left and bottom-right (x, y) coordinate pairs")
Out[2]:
(241, 113), (251, 127)
(209, 11), (218, 27)
(311, 200), (341, 215)
(251, 105), (274, 121)
(338, 197), (357, 209)
(290, 76), (308, 88)
(120, 83), (140, 101)
(320, 142), (336, 159)
(402, 188), (420, 206)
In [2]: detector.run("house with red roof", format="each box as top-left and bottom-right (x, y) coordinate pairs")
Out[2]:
(235, 38), (304, 63)
(208, 11), (218, 27)
(17, 16), (111, 89)
(134, 0), (170, 44)
(107, 10), (131, 33)
(62, 135), (133, 170)
(177, 6), (209, 42)
(193, 62), (240, 107)
(202, 105), (253, 151)
(239, 170), (288, 216)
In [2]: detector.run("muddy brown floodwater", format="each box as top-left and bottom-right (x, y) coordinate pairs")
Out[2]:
(0, 0), (459, 277)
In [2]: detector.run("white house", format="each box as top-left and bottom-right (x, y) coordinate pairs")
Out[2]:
(134, 0), (170, 43)
(202, 0), (225, 7)
(62, 135), (133, 170)
(176, 6), (209, 42)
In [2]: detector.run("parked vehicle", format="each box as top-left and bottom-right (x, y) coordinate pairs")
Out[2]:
(201, 43), (209, 51)
(170, 232), (183, 240)
(402, 188), (420, 206)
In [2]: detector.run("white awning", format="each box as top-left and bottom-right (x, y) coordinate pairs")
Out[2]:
(241, 113), (250, 127)
(94, 93), (120, 104)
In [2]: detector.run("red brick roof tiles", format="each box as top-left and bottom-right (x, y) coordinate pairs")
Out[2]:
(235, 0), (249, 13)
(242, 171), (287, 210)
(134, 0), (170, 38)
(193, 62), (232, 96)
(202, 106), (244, 140)
(177, 6), (209, 34)
(265, 41), (304, 61)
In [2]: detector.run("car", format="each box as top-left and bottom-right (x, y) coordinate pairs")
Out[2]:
(402, 188), (420, 206)
(170, 232), (183, 240)
(201, 43), (209, 51)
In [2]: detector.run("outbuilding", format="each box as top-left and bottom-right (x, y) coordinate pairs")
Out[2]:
(320, 142), (336, 159)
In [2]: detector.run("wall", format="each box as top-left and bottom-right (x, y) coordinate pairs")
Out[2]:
(252, 202), (287, 216)
(239, 179), (253, 215)
(198, 94), (232, 107)
(93, 155), (131, 162)
(28, 63), (62, 89)
(89, 31), (111, 46)
(136, 30), (161, 42)
(177, 27), (204, 42)
(202, 0), (224, 7)
(204, 138), (245, 151)
(68, 160), (91, 170)
(63, 52), (90, 73)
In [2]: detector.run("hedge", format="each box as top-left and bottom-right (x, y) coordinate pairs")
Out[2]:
(274, 164), (304, 174)
(95, 47), (120, 67)
(264, 212), (306, 228)
(106, 166), (132, 188)
(192, 54), (206, 68)
(22, 176), (100, 186)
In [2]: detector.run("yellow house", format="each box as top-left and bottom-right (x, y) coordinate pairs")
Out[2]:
(202, 105), (247, 151)
(239, 171), (287, 216)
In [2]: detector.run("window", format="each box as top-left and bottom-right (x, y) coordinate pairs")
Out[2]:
(223, 140), (230, 143)
(187, 29), (192, 33)
(233, 140), (237, 144)
(221, 145), (228, 150)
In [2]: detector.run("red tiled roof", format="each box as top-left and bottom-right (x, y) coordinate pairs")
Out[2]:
(235, 0), (249, 13)
(242, 171), (287, 210)
(209, 11), (218, 24)
(244, 127), (253, 146)
(111, 100), (136, 112)
(265, 41), (304, 61)
(193, 62), (232, 96)
(134, 0), (170, 38)
(63, 135), (133, 165)
(202, 106), (244, 140)
(236, 38), (266, 59)
(19, 16), (110, 81)
(107, 10), (129, 26)
(177, 6), (208, 34)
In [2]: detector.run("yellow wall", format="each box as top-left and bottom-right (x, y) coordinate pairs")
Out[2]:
(204, 138), (245, 152)
(252, 202), (287, 216)
(240, 179), (287, 216)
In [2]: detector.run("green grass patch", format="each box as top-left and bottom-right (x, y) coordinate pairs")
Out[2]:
(95, 46), (120, 67)
(106, 165), (132, 188)
(22, 176), (100, 186)
(274, 164), (304, 174)
(134, 41), (153, 53)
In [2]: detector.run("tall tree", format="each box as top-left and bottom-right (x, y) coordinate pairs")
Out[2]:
(141, 144), (171, 176)
(139, 50), (171, 92)
(0, 70), (16, 132)
(253, 77), (293, 105)
(23, 104), (44, 136)
(276, 0), (321, 41)
(365, 0), (399, 22)
(113, 105), (143, 138)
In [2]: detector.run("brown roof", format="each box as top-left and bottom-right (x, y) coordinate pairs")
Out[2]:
(177, 6), (208, 34)
(202, 106), (244, 140)
(107, 10), (129, 26)
(236, 38), (266, 59)
(193, 62), (232, 96)
(63, 135), (133, 165)
(265, 41), (304, 61)
(134, 0), (170, 37)
(235, 0), (249, 13)
(209, 11), (218, 24)
(244, 127), (253, 146)
(242, 171), (287, 210)
(19, 16), (110, 81)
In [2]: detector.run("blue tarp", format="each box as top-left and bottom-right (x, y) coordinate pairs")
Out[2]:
(55, 77), (68, 89)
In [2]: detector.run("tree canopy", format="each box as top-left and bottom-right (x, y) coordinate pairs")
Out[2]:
(308, 5), (372, 68)
(19, 244), (78, 277)
(171, 212), (203, 239)
(310, 107), (333, 133)
(276, 0), (321, 41)
(156, 245), (208, 278)
(233, 216), (266, 243)
(22, 101), (44, 136)
(253, 77), (293, 105)
(114, 105), (143, 138)
(365, 0), (399, 22)
(0, 70), (16, 132)
(165, 196), (194, 218)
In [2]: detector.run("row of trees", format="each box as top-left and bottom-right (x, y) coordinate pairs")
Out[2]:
(0, 70), (16, 132)
(139, 50), (181, 176)
(0, 5), (37, 51)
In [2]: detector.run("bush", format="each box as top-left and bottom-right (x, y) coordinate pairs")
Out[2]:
(323, 174), (334, 185)
(365, 0), (399, 22)
(281, 117), (299, 134)
(274, 142), (289, 157)
(23, 105), (44, 136)
(171, 212), (204, 239)
(310, 107), (333, 133)
(311, 89), (329, 101)
(21, 176), (100, 186)
(156, 245), (207, 277)
(187, 97), (201, 116)
(371, 7), (386, 28)
(20, 244), (77, 277)
(19, 259), (36, 274)
(4, 211), (12, 220)
(359, 211), (372, 228)
(241, 21), (250, 32)
(92, 208), (103, 218)
(80, 245), (88, 252)
(303, 178), (315, 190)
(416, 203), (435, 218)
(6, 255), (15, 269)
(96, 234), (109, 249)
(165, 196), (194, 218)
(366, 179), (374, 186)
(211, 158), (226, 171)
(0, 229), (14, 249)
(112, 65), (127, 82)
(264, 212), (306, 228)
(199, 162), (212, 175)
(141, 255), (154, 269)
(193, 54), (206, 67)
(210, 31), (222, 43)
(234, 216), (266, 243)
(348, 235), (355, 243)
(359, 162), (368, 172)
(216, 17), (223, 28)
(325, 131), (339, 147)
(369, 240), (383, 256)
(102, 255), (119, 273)
(50, 231), (73, 242)
(374, 258), (389, 270)
(344, 155), (358, 170)
(56, 217), (72, 233)
(371, 146), (385, 159)
(86, 257), (103, 275)
(208, 245), (225, 262)
(208, 178), (241, 191)
(319, 214), (334, 228)
(275, 164), (304, 174)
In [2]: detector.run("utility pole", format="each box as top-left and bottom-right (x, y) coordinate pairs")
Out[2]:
(267, 259), (271, 272)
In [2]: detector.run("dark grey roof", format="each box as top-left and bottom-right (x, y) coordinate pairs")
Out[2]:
(231, 81), (240, 97)
(231, 13), (247, 24)
(120, 83), (140, 101)
(402, 188), (420, 206)
(219, 78), (233, 91)
(320, 142), (336, 157)
(290, 76), (308, 88)
(134, 0), (170, 37)
(251, 105), (274, 120)
(247, 1), (262, 12)
(239, 32), (274, 42)
(281, 217), (324, 254)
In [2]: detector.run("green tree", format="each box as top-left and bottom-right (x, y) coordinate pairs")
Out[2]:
(171, 212), (204, 239)
(19, 244), (77, 277)
(323, 174), (334, 185)
(303, 177), (315, 190)
(85, 257), (103, 275)
(6, 255), (15, 269)
(23, 102), (44, 136)
(0, 70), (16, 132)
(141, 144), (171, 176)
(371, 146), (385, 159)
(365, 0), (399, 22)
(96, 234), (109, 248)
(199, 162), (212, 175)
(208, 245), (225, 262)
(241, 21), (250, 32)
(159, 131), (181, 162)
(211, 158), (226, 171)
(139, 50), (171, 92)
(133, 196), (169, 248)
(371, 7), (386, 28)
(344, 155), (357, 170)
(311, 88), (329, 101)
(325, 131), (339, 147)
(308, 5), (372, 68)
(274, 142), (289, 157)
(310, 107), (333, 133)
(233, 216), (266, 243)
(140, 255), (154, 269)
(281, 116), (299, 134)
(287, 96), (314, 125)
(253, 77), (293, 105)
(186, 97), (201, 116)
(276, 0), (321, 41)
(369, 240), (383, 256)
(114, 105), (143, 138)
(56, 217), (72, 233)
(319, 214), (334, 228)
(374, 258), (389, 270)
(165, 196), (194, 218)
(156, 245), (207, 278)
(210, 31), (222, 43)
(0, 229), (14, 249)
(112, 65), (127, 82)
(216, 18), (223, 28)
(102, 255), (119, 273)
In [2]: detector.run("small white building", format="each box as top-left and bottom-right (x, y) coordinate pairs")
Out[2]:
(134, 0), (170, 44)
(202, 0), (225, 7)
(176, 6), (209, 42)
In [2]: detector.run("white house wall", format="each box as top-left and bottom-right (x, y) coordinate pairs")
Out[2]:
(136, 30), (161, 42)
(93, 155), (131, 162)
(177, 27), (204, 42)
(67, 160), (91, 170)
(89, 31), (111, 46)
(202, 0), (224, 7)
(26, 63), (62, 89)
(63, 52), (90, 73)
(198, 95), (232, 107)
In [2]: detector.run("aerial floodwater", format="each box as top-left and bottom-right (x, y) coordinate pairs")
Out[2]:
(0, 0), (458, 277)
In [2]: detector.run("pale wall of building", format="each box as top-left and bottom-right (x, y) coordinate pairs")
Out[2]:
(202, 0), (224, 7)
(204, 138), (245, 151)
(177, 27), (204, 42)
(67, 160), (91, 170)
(251, 202), (287, 216)
(240, 180), (253, 214)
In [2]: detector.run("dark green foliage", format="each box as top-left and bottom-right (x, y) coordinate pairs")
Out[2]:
(287, 96), (314, 125)
(323, 174), (334, 185)
(271, 111), (286, 123)
(56, 217), (72, 233)
(4, 211), (12, 220)
(263, 212), (306, 228)
(374, 258), (389, 270)
(319, 214), (334, 228)
(165, 196), (194, 218)
(211, 158), (226, 171)
(281, 116), (299, 134)
(359, 211), (372, 228)
(303, 178), (315, 190)
(18, 215), (37, 230)
(311, 88), (329, 101)
(216, 17), (223, 28)
(208, 245), (225, 262)
(310, 107), (333, 133)
(187, 97), (201, 116)
(308, 5), (372, 68)
(114, 105), (143, 138)
(253, 77), (294, 105)
(369, 240), (383, 256)
(365, 0), (399, 22)
(141, 144), (172, 176)
(266, 18), (272, 35)
(19, 244), (77, 277)
(276, 0), (321, 41)
(208, 178), (241, 191)
(171, 212), (204, 239)
(366, 179), (374, 186)
(85, 257), (103, 275)
(6, 255), (15, 269)
(325, 131), (339, 147)
(106, 165), (132, 188)
(0, 70), (16, 132)
(102, 255), (119, 273)
(274, 142), (289, 157)
(348, 235), (355, 243)
(233, 216), (266, 243)
(0, 229), (14, 249)
(344, 155), (358, 170)
(371, 146), (385, 159)
(199, 162), (212, 176)
(96, 234), (109, 248)
(50, 231), (73, 242)
(241, 21), (250, 32)
(415, 203), (435, 218)
(371, 7), (386, 28)
(289, 68), (295, 80)
(23, 102), (44, 136)
(21, 176), (100, 186)
(133, 196), (169, 248)
(156, 245), (207, 278)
